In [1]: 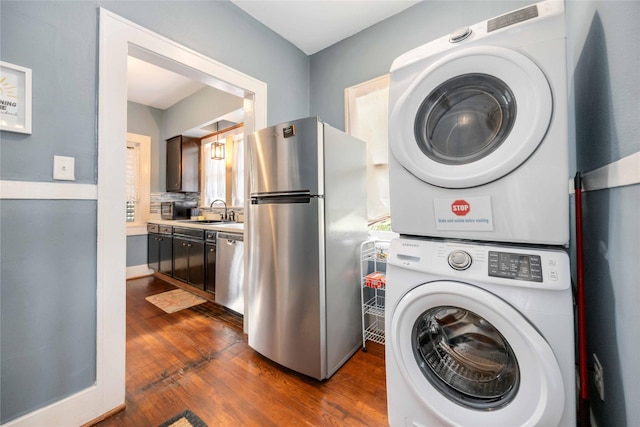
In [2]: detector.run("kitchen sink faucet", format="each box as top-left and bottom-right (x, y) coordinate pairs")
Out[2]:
(210, 199), (228, 221)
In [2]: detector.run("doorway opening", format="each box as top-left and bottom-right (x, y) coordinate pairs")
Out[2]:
(97, 8), (267, 420)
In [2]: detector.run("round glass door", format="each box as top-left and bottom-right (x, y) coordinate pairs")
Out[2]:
(389, 281), (566, 425)
(389, 46), (552, 188)
(414, 74), (516, 165)
(412, 306), (519, 410)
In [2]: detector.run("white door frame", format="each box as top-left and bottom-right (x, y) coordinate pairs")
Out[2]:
(5, 9), (266, 426)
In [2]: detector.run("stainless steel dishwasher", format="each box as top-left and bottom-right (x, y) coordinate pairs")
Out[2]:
(215, 232), (244, 315)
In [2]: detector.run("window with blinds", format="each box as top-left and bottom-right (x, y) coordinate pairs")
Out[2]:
(126, 145), (138, 222)
(126, 133), (151, 229)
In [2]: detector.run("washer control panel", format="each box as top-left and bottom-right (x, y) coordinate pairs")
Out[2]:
(488, 251), (543, 282)
(389, 238), (569, 290)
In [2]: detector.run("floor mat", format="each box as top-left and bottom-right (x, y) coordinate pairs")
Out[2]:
(145, 289), (206, 314)
(158, 409), (207, 427)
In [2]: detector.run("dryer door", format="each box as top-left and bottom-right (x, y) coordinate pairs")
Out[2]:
(389, 46), (552, 188)
(390, 281), (564, 426)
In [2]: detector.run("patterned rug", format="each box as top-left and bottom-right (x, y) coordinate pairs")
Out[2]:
(158, 409), (207, 427)
(145, 289), (207, 314)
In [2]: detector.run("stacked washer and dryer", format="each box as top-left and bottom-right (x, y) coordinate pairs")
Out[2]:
(385, 2), (576, 426)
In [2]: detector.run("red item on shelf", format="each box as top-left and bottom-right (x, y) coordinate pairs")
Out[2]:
(365, 272), (386, 289)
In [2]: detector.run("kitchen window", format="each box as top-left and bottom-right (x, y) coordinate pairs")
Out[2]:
(201, 126), (245, 208)
(126, 133), (151, 234)
(345, 74), (391, 227)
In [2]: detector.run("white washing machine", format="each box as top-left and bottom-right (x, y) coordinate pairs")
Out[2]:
(385, 237), (575, 426)
(388, 1), (569, 245)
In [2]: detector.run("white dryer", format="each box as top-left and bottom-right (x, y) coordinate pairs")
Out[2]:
(388, 1), (569, 245)
(385, 237), (575, 426)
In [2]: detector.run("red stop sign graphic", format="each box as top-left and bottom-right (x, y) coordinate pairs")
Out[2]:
(451, 200), (470, 216)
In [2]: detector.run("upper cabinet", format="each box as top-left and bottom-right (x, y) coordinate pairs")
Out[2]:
(166, 135), (200, 192)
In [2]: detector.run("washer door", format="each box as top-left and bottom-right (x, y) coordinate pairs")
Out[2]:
(390, 281), (565, 426)
(389, 46), (552, 188)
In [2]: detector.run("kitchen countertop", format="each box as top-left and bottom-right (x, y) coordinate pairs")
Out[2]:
(149, 219), (244, 233)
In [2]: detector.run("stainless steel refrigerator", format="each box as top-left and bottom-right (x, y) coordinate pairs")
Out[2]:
(246, 116), (368, 380)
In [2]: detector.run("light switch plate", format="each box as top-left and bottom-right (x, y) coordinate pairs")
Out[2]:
(53, 155), (75, 181)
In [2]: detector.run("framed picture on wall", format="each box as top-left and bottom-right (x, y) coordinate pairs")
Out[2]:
(0, 61), (32, 134)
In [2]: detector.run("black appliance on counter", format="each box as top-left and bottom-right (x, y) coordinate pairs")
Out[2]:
(160, 200), (197, 220)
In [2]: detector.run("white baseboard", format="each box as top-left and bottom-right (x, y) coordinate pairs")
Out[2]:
(126, 264), (152, 279)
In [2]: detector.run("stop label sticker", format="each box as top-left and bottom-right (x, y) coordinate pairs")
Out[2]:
(451, 199), (470, 216)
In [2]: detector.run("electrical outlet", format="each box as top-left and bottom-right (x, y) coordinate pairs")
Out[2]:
(593, 353), (605, 400)
(53, 155), (75, 181)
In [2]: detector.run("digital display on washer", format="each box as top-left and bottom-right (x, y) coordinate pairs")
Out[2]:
(488, 251), (543, 282)
(487, 5), (538, 32)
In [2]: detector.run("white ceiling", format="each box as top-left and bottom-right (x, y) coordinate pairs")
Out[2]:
(127, 1), (420, 113)
(231, 0), (421, 55)
(127, 57), (207, 110)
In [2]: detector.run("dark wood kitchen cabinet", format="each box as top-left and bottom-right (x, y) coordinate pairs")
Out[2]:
(166, 135), (200, 192)
(172, 227), (205, 290)
(147, 224), (173, 276)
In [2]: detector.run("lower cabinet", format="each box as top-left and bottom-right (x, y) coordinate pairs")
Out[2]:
(147, 224), (173, 276)
(172, 227), (205, 290)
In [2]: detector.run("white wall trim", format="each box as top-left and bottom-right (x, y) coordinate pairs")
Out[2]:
(126, 264), (153, 280)
(582, 151), (640, 192)
(1, 386), (98, 427)
(0, 180), (97, 200)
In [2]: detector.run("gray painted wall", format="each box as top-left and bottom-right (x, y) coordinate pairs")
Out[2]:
(0, 0), (308, 423)
(127, 101), (164, 192)
(126, 234), (148, 268)
(1, 200), (97, 422)
(567, 2), (640, 426)
(0, 1), (97, 184)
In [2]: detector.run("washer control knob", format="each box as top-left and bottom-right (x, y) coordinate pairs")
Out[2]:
(449, 26), (472, 43)
(448, 250), (472, 270)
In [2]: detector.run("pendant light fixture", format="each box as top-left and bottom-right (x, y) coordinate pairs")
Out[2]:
(211, 122), (225, 160)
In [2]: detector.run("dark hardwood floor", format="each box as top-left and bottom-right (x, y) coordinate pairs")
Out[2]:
(94, 276), (388, 426)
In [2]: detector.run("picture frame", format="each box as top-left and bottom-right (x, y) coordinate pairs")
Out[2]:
(1, 61), (32, 134)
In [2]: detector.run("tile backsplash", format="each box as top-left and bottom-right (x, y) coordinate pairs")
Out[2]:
(149, 192), (244, 222)
(150, 192), (200, 215)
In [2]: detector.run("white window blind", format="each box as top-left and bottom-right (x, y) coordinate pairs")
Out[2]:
(126, 145), (138, 222)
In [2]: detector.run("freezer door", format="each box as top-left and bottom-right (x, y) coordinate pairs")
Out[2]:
(247, 116), (323, 195)
(247, 196), (325, 380)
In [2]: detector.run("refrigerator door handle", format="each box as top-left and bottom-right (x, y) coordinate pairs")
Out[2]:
(250, 193), (322, 205)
